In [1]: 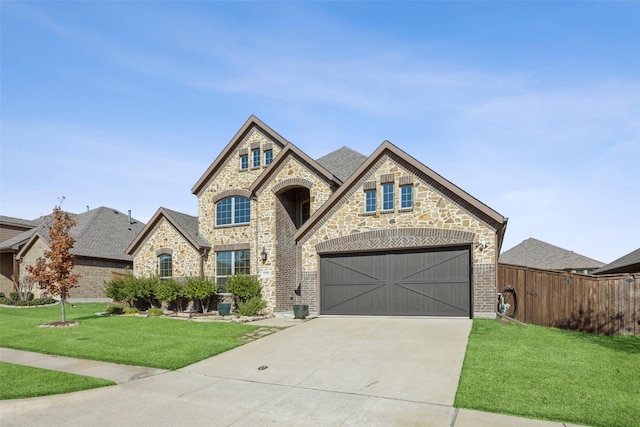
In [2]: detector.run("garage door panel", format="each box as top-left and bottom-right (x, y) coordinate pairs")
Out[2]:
(391, 282), (469, 316)
(320, 247), (470, 317)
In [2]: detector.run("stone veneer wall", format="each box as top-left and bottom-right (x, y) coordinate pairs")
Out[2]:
(255, 156), (336, 313)
(133, 218), (200, 278)
(0, 253), (15, 295)
(299, 152), (500, 317)
(198, 127), (283, 281)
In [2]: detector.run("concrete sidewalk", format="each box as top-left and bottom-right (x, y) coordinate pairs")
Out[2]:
(0, 318), (584, 427)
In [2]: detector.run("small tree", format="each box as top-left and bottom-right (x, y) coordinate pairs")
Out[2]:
(27, 203), (79, 323)
(184, 277), (217, 313)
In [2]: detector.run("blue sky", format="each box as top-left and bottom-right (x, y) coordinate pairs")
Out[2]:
(1, 1), (638, 263)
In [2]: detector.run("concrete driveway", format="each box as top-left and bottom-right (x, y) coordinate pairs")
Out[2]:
(2, 317), (472, 426)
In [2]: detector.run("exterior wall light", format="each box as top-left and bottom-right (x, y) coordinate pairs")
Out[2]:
(261, 247), (268, 263)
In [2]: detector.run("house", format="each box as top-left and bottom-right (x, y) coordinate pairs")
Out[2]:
(0, 207), (145, 299)
(127, 116), (508, 318)
(593, 248), (640, 275)
(0, 215), (41, 295)
(499, 237), (604, 274)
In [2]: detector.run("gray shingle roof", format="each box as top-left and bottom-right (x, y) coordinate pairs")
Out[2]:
(593, 248), (640, 275)
(0, 215), (40, 228)
(0, 228), (37, 251)
(499, 238), (605, 271)
(161, 208), (211, 249)
(3, 207), (146, 262)
(315, 146), (367, 182)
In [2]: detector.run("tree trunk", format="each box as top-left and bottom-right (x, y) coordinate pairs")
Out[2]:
(60, 289), (67, 323)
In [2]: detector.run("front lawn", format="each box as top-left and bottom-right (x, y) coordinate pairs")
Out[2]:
(0, 362), (115, 399)
(0, 303), (259, 370)
(455, 319), (640, 427)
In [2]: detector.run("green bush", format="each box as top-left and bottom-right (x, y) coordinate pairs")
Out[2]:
(125, 307), (140, 315)
(155, 279), (183, 302)
(148, 307), (164, 317)
(226, 274), (261, 304)
(104, 304), (125, 315)
(0, 297), (10, 305)
(0, 297), (56, 306)
(236, 296), (267, 316)
(0, 292), (5, 298)
(9, 292), (19, 302)
(104, 275), (158, 308)
(184, 277), (217, 313)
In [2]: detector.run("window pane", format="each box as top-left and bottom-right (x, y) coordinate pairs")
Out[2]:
(264, 150), (273, 165)
(216, 198), (232, 225)
(158, 254), (172, 279)
(365, 190), (376, 213)
(382, 183), (394, 211)
(235, 250), (251, 275)
(216, 251), (232, 292)
(240, 155), (248, 170)
(234, 197), (251, 224)
(252, 149), (260, 167)
(401, 185), (413, 209)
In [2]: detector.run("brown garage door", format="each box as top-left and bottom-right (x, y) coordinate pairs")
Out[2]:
(320, 247), (470, 316)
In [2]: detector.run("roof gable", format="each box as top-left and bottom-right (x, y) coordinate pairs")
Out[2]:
(295, 140), (507, 243)
(126, 207), (210, 255)
(191, 115), (291, 196)
(249, 143), (342, 195)
(499, 238), (605, 270)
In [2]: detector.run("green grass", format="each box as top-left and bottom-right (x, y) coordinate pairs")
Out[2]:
(0, 362), (115, 399)
(455, 319), (640, 427)
(0, 303), (259, 370)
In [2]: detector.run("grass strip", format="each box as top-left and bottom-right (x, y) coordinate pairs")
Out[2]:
(455, 319), (640, 427)
(0, 362), (115, 399)
(0, 303), (259, 370)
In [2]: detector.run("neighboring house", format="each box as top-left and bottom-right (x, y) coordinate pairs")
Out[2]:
(128, 116), (508, 318)
(0, 216), (41, 295)
(593, 248), (640, 275)
(499, 237), (605, 274)
(0, 207), (145, 299)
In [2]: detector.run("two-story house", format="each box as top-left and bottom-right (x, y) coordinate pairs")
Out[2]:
(127, 116), (508, 318)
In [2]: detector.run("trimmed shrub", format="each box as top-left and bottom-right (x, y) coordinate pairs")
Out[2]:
(125, 307), (140, 315)
(0, 292), (4, 298)
(148, 307), (164, 317)
(236, 296), (267, 317)
(155, 279), (185, 311)
(226, 274), (260, 304)
(9, 292), (19, 302)
(0, 297), (11, 305)
(104, 275), (158, 308)
(184, 277), (217, 313)
(105, 304), (125, 315)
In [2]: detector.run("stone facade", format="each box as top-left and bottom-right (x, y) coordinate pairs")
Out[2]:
(133, 218), (201, 279)
(130, 118), (506, 318)
(298, 152), (501, 317)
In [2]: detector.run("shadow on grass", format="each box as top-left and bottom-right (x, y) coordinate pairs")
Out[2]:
(555, 325), (640, 355)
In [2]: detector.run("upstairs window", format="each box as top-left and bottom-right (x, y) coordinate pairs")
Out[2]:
(400, 185), (413, 209)
(264, 149), (273, 166)
(240, 154), (249, 170)
(382, 183), (394, 211)
(252, 149), (260, 168)
(365, 190), (376, 213)
(158, 254), (172, 280)
(216, 196), (250, 226)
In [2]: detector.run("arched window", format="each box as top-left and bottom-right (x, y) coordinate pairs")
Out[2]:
(158, 254), (172, 280)
(216, 196), (250, 226)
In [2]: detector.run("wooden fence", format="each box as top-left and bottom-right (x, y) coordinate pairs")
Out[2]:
(498, 264), (639, 335)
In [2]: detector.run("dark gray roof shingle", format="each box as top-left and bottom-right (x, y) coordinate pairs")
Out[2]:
(593, 248), (640, 275)
(499, 238), (605, 271)
(161, 208), (211, 249)
(315, 146), (367, 182)
(0, 215), (40, 228)
(2, 207), (145, 262)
